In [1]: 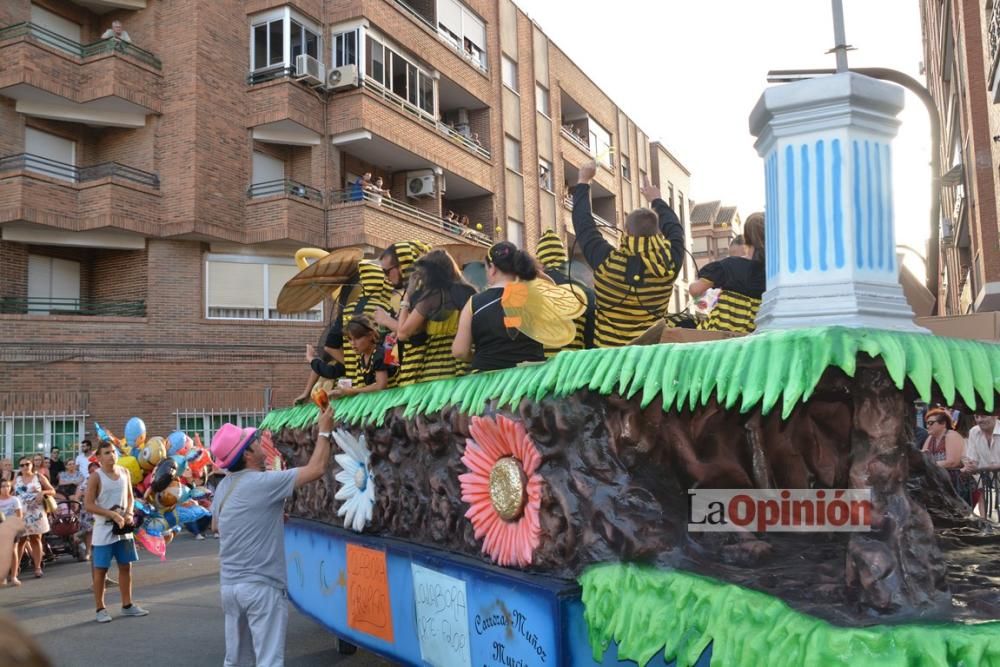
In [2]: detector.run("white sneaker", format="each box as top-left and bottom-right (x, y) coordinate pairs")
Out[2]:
(194, 534), (205, 541)
(95, 609), (112, 623)
(120, 604), (149, 617)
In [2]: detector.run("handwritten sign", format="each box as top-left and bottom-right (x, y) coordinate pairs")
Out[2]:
(411, 564), (471, 667)
(471, 599), (555, 667)
(346, 544), (394, 643)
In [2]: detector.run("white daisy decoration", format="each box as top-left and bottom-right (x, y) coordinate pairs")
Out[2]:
(333, 430), (376, 532)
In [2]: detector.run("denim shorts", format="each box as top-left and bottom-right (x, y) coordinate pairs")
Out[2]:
(92, 539), (138, 570)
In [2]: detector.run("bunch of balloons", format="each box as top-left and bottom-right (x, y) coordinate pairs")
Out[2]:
(92, 418), (217, 558)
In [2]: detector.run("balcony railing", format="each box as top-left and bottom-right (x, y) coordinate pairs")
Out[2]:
(560, 126), (592, 153)
(561, 194), (619, 234)
(247, 179), (323, 202)
(0, 22), (162, 69)
(990, 1), (1000, 74)
(246, 66), (295, 85)
(0, 296), (146, 317)
(330, 188), (493, 245)
(0, 153), (160, 187)
(362, 77), (491, 160)
(392, 0), (489, 73)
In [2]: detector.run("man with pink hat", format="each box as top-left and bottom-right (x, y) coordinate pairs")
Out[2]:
(210, 406), (333, 667)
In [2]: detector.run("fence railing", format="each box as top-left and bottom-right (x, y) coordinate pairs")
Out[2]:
(561, 193), (620, 234)
(0, 22), (162, 69)
(0, 153), (160, 187)
(0, 297), (146, 317)
(392, 0), (489, 73)
(560, 126), (592, 153)
(990, 2), (1000, 77)
(247, 66), (295, 85)
(330, 188), (492, 245)
(363, 77), (491, 160)
(247, 179), (323, 202)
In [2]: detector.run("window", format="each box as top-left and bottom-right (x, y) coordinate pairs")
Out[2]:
(502, 55), (518, 90)
(25, 127), (76, 181)
(535, 83), (550, 116)
(507, 219), (525, 248)
(176, 411), (266, 450)
(250, 151), (285, 196)
(27, 254), (80, 313)
(538, 158), (553, 191)
(667, 183), (674, 209)
(621, 155), (631, 181)
(678, 193), (685, 225)
(2, 415), (85, 462)
(437, 0), (487, 69)
(589, 122), (613, 167)
(332, 28), (357, 67)
(366, 36), (435, 116)
(504, 135), (521, 172)
(692, 236), (709, 254)
(250, 8), (321, 73)
(30, 4), (81, 44)
(205, 255), (321, 321)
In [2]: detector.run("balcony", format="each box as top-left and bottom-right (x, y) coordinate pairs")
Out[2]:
(362, 77), (491, 160)
(330, 90), (493, 189)
(245, 180), (325, 246)
(0, 23), (161, 127)
(247, 72), (326, 140)
(329, 189), (492, 249)
(0, 296), (146, 317)
(392, 0), (489, 74)
(0, 153), (160, 234)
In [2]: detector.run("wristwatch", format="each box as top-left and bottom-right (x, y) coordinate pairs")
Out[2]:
(318, 431), (332, 439)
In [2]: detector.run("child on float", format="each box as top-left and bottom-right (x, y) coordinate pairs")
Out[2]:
(328, 315), (400, 399)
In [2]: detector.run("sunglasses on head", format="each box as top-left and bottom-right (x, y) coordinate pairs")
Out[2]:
(926, 419), (946, 426)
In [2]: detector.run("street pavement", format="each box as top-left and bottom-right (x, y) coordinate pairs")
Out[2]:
(2, 535), (395, 667)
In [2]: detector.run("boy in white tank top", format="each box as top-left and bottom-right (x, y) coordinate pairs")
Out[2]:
(83, 441), (149, 623)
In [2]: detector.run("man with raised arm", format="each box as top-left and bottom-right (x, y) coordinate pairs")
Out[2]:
(572, 160), (685, 346)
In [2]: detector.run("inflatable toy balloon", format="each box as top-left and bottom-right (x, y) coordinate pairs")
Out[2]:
(186, 447), (212, 478)
(151, 458), (178, 494)
(124, 417), (146, 448)
(118, 455), (143, 486)
(135, 529), (167, 561)
(157, 481), (184, 511)
(137, 436), (167, 471)
(170, 454), (188, 478)
(166, 431), (192, 457)
(137, 471), (154, 496)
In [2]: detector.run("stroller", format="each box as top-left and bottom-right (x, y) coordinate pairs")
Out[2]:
(44, 500), (88, 562)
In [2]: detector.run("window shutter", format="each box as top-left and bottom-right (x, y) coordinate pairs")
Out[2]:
(463, 13), (486, 51)
(437, 0), (462, 36)
(207, 262), (265, 308)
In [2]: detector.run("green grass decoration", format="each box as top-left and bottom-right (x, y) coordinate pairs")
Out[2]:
(258, 327), (1000, 430)
(579, 563), (1000, 667)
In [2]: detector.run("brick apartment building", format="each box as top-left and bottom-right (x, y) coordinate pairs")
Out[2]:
(920, 0), (1000, 314)
(0, 0), (690, 461)
(688, 200), (741, 271)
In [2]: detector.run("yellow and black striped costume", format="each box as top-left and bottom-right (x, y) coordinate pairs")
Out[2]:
(385, 240), (433, 387)
(696, 256), (765, 333)
(408, 285), (475, 382)
(571, 185), (684, 347)
(312, 260), (396, 389)
(535, 229), (595, 355)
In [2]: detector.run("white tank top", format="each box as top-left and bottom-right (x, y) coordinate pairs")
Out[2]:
(92, 466), (132, 547)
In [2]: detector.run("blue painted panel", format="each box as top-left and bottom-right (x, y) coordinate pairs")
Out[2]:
(816, 140), (828, 272)
(785, 145), (797, 273)
(286, 520), (606, 666)
(865, 140), (874, 270)
(884, 145), (896, 273)
(874, 142), (885, 270)
(852, 141), (863, 269)
(832, 139), (845, 268)
(800, 143), (812, 271)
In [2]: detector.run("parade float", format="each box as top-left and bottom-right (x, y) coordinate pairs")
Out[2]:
(259, 65), (1000, 666)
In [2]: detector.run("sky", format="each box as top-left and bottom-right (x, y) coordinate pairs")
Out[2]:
(513, 0), (932, 276)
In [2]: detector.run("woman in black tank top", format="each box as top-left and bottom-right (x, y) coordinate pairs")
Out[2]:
(453, 242), (545, 371)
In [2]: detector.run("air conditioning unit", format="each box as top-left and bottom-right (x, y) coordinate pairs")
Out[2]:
(941, 218), (955, 246)
(406, 171), (436, 198)
(328, 64), (359, 91)
(294, 54), (325, 86)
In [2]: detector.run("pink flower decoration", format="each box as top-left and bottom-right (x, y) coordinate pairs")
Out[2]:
(459, 415), (543, 568)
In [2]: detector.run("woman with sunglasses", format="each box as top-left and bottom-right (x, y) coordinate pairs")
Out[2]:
(14, 457), (54, 578)
(922, 408), (975, 505)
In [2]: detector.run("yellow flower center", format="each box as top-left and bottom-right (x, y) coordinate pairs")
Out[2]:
(489, 456), (526, 521)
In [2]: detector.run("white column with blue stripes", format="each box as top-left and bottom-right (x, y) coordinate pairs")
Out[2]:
(749, 72), (926, 332)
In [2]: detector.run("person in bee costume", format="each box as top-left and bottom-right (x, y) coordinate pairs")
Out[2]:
(307, 259), (396, 387)
(534, 228), (596, 353)
(688, 212), (766, 333)
(572, 160), (685, 347)
(452, 241), (585, 371)
(373, 240), (432, 386)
